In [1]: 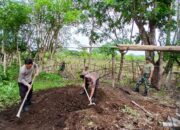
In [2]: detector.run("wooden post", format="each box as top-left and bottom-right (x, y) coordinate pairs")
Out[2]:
(118, 51), (127, 81)
(88, 47), (92, 65)
(84, 58), (86, 68)
(115, 62), (117, 80)
(112, 53), (115, 88)
(105, 65), (107, 79)
(132, 60), (135, 81)
(117, 45), (180, 52)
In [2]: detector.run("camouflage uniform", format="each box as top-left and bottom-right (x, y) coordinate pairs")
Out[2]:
(135, 63), (154, 94)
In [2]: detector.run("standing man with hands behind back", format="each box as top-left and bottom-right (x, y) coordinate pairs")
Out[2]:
(18, 59), (39, 112)
(134, 57), (154, 96)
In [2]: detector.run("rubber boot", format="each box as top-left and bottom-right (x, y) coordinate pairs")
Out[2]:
(134, 88), (139, 92)
(143, 90), (148, 96)
(23, 105), (29, 112)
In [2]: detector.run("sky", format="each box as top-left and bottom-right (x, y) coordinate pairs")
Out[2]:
(65, 23), (158, 56)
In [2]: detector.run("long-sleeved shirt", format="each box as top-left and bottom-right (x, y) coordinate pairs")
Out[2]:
(18, 63), (38, 86)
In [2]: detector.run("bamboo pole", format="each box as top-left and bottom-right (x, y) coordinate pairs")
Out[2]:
(112, 54), (115, 88)
(132, 60), (135, 81)
(117, 45), (180, 52)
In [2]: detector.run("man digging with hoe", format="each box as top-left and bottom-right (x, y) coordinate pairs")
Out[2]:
(18, 59), (39, 112)
(80, 70), (99, 105)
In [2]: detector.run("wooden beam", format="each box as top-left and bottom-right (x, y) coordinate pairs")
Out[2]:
(131, 100), (153, 117)
(117, 45), (180, 52)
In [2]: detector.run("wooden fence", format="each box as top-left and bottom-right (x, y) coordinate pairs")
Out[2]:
(38, 58), (179, 87)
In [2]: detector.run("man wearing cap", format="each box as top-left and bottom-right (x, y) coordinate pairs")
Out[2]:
(134, 57), (154, 96)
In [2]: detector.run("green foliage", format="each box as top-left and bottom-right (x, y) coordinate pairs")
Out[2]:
(0, 65), (7, 86)
(0, 0), (31, 52)
(99, 43), (117, 56)
(0, 64), (19, 109)
(78, 0), (177, 46)
(33, 0), (81, 26)
(0, 64), (19, 87)
(6, 63), (19, 81)
(112, 0), (176, 30)
(38, 71), (61, 81)
(0, 0), (31, 31)
(0, 82), (19, 109)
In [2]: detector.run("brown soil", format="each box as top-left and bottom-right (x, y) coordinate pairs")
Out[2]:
(0, 85), (176, 130)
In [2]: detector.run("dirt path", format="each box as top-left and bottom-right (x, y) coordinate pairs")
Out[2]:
(0, 85), (176, 130)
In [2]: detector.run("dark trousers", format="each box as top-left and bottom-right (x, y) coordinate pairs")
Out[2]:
(18, 82), (33, 107)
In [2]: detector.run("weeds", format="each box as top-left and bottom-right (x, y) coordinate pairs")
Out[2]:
(121, 105), (139, 117)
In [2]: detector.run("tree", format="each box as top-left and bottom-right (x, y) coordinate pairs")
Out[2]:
(77, 0), (134, 81)
(30, 0), (81, 60)
(0, 0), (31, 72)
(163, 0), (180, 76)
(77, 0), (177, 88)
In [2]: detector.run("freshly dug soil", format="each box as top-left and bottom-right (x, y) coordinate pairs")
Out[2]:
(0, 85), (176, 130)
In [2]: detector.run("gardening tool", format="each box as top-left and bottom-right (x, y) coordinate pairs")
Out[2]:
(16, 76), (36, 118)
(83, 84), (96, 106)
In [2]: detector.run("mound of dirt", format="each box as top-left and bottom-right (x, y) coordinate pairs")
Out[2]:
(0, 85), (176, 130)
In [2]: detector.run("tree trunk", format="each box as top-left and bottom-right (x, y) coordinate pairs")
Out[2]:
(157, 52), (163, 90)
(3, 52), (6, 76)
(2, 44), (6, 76)
(118, 51), (125, 81)
(88, 46), (92, 65)
(1, 31), (6, 76)
(50, 26), (61, 59)
(132, 59), (135, 81)
(164, 58), (174, 75)
(130, 20), (134, 42)
(18, 50), (21, 69)
(134, 18), (156, 61)
(15, 32), (21, 69)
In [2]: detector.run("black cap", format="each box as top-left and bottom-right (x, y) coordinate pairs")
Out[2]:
(24, 58), (33, 65)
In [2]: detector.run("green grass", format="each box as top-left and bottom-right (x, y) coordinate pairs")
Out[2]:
(0, 82), (19, 110)
(121, 105), (140, 117)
